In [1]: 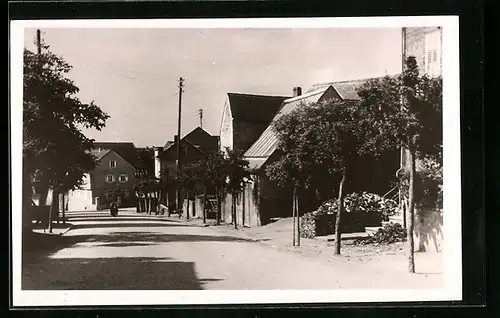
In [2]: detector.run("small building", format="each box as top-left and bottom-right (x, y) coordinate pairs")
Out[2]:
(63, 173), (93, 211)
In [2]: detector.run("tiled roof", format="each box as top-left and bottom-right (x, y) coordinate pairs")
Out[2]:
(246, 157), (268, 171)
(90, 148), (112, 161)
(163, 141), (174, 150)
(183, 126), (220, 155)
(227, 93), (290, 123)
(244, 86), (333, 159)
(93, 142), (138, 168)
(158, 138), (206, 160)
(307, 77), (384, 101)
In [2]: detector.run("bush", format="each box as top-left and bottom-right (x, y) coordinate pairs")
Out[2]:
(318, 192), (398, 223)
(300, 211), (319, 238)
(354, 222), (407, 245)
(300, 208), (365, 238)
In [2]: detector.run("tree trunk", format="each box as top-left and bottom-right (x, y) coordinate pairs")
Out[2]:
(203, 191), (207, 224)
(407, 151), (416, 273)
(232, 194), (237, 229)
(157, 190), (161, 214)
(242, 190), (245, 227)
(22, 170), (34, 234)
(56, 193), (60, 224)
(185, 189), (190, 220)
(292, 185), (296, 246)
(296, 189), (301, 246)
(176, 188), (180, 214)
(192, 194), (195, 218)
(166, 189), (170, 216)
(62, 192), (66, 224)
(47, 189), (54, 233)
(216, 186), (221, 226)
(334, 170), (347, 255)
(148, 194), (152, 214)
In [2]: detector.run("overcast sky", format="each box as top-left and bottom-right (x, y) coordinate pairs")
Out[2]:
(24, 27), (402, 147)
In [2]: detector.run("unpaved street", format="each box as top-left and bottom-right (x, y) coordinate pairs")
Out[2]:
(22, 211), (441, 290)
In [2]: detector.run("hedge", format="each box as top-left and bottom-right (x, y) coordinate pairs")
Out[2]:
(300, 210), (365, 239)
(300, 192), (398, 238)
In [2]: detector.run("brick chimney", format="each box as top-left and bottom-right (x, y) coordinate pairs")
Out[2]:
(293, 86), (302, 97)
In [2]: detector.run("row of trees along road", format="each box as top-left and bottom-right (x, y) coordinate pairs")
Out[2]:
(267, 56), (442, 273)
(23, 32), (110, 234)
(159, 148), (251, 228)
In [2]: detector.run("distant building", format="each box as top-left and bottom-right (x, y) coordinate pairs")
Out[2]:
(155, 126), (220, 214)
(89, 146), (138, 209)
(155, 127), (220, 179)
(63, 142), (142, 211)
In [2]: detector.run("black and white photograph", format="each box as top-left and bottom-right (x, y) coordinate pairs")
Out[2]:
(10, 17), (461, 306)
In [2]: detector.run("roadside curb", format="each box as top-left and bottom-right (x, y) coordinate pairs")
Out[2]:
(206, 225), (259, 242)
(59, 223), (74, 236)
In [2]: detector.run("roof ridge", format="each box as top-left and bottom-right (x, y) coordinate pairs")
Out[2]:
(227, 92), (290, 99)
(283, 86), (331, 103)
(311, 76), (386, 88)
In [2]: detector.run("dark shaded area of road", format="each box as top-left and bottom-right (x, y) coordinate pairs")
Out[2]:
(23, 256), (222, 290)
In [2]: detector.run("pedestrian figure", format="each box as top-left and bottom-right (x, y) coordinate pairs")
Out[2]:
(110, 201), (118, 217)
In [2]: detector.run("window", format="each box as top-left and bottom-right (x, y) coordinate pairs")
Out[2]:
(121, 189), (129, 198)
(119, 174), (128, 183)
(105, 190), (115, 198)
(105, 174), (115, 183)
(109, 160), (117, 168)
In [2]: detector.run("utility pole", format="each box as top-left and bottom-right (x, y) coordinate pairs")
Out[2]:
(36, 29), (41, 54)
(198, 108), (203, 128)
(176, 77), (184, 215)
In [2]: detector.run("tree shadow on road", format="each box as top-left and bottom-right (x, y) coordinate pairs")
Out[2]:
(87, 231), (253, 247)
(71, 222), (191, 230)
(22, 256), (223, 290)
(22, 230), (253, 264)
(23, 232), (84, 262)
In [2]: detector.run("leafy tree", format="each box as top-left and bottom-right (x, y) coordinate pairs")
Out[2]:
(356, 56), (442, 272)
(133, 175), (161, 214)
(23, 32), (109, 232)
(136, 147), (155, 177)
(173, 162), (201, 220)
(205, 152), (231, 225)
(267, 99), (376, 254)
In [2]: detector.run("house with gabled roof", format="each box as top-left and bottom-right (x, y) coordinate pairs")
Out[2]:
(219, 92), (290, 156)
(63, 144), (140, 211)
(154, 126), (220, 215)
(89, 147), (139, 209)
(233, 80), (398, 226)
